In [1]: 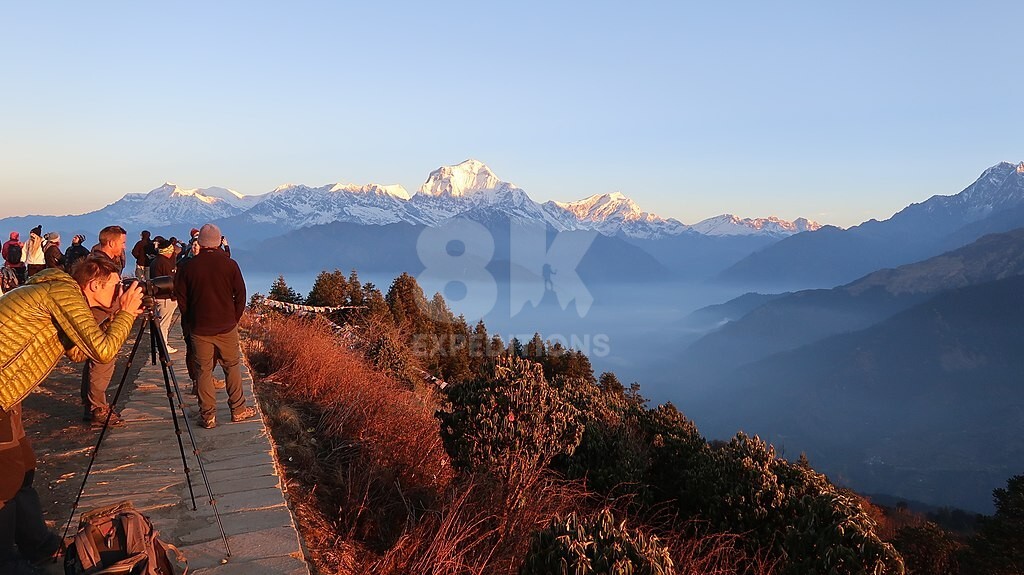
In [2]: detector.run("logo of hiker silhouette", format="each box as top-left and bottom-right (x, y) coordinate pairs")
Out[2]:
(415, 219), (597, 321)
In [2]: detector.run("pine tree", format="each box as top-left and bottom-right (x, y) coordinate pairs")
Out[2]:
(269, 274), (303, 304)
(306, 269), (348, 307)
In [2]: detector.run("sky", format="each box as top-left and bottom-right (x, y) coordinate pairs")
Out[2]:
(1, 1), (1022, 228)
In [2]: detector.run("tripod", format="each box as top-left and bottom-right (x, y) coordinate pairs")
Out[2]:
(61, 303), (231, 557)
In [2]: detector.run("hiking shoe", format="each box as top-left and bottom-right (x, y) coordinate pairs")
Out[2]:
(213, 378), (226, 389)
(196, 413), (216, 429)
(166, 346), (178, 354)
(230, 406), (256, 422)
(90, 408), (126, 428)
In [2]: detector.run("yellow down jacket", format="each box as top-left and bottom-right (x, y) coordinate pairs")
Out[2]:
(0, 268), (137, 411)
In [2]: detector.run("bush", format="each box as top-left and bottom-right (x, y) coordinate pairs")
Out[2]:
(521, 508), (675, 575)
(892, 522), (960, 575)
(437, 355), (585, 490)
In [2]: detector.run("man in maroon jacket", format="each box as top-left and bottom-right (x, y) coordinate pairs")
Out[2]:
(173, 223), (255, 428)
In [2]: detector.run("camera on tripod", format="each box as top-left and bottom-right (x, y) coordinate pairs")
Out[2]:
(120, 276), (174, 302)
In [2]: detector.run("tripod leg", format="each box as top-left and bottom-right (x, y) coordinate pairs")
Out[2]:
(61, 316), (148, 544)
(156, 335), (199, 510)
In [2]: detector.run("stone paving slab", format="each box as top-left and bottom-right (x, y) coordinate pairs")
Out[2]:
(72, 325), (310, 574)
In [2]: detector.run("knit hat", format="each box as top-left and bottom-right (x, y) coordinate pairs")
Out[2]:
(44, 232), (60, 243)
(9, 231), (18, 241)
(30, 225), (42, 237)
(190, 228), (200, 238)
(197, 223), (222, 248)
(72, 234), (85, 244)
(154, 236), (175, 256)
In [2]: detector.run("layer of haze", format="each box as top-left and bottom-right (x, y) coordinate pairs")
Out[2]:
(2, 1), (1023, 228)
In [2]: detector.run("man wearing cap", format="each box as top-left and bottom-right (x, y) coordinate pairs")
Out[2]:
(2, 232), (26, 286)
(43, 232), (64, 270)
(173, 223), (255, 428)
(63, 234), (90, 272)
(149, 237), (179, 354)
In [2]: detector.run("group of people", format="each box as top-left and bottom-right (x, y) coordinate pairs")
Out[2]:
(0, 221), (252, 574)
(1, 226), (92, 292)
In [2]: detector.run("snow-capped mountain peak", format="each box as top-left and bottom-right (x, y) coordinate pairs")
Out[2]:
(689, 214), (822, 237)
(329, 183), (411, 200)
(553, 192), (647, 223)
(543, 192), (689, 239)
(417, 159), (504, 198)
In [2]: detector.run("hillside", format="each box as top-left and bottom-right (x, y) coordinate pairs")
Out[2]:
(719, 162), (1024, 288)
(692, 274), (1024, 513)
(674, 227), (1024, 388)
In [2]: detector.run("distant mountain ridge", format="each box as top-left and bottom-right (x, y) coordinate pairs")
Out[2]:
(0, 159), (819, 242)
(694, 273), (1024, 513)
(675, 227), (1024, 389)
(719, 161), (1024, 288)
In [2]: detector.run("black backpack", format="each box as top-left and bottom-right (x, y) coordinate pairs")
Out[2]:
(5, 242), (21, 264)
(64, 501), (187, 575)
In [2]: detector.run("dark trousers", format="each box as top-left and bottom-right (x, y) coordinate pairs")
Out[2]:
(10, 267), (26, 285)
(25, 264), (44, 280)
(0, 470), (60, 564)
(193, 328), (245, 419)
(81, 307), (117, 413)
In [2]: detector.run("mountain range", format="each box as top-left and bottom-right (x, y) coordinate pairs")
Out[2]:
(0, 159), (819, 245)
(674, 227), (1024, 512)
(719, 161), (1024, 288)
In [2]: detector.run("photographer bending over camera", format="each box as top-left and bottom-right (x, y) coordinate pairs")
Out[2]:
(0, 256), (143, 574)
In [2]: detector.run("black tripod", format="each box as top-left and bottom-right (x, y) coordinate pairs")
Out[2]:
(61, 303), (231, 557)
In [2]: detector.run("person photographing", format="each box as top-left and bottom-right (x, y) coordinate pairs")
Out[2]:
(0, 256), (143, 574)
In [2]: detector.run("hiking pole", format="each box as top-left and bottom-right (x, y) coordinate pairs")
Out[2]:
(149, 308), (232, 557)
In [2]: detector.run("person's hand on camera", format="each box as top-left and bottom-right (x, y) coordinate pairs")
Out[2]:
(119, 281), (144, 316)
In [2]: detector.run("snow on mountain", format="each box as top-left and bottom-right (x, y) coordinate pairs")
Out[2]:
(689, 214), (822, 237)
(99, 183), (255, 226)
(243, 182), (413, 227)
(9, 159), (836, 241)
(544, 192), (689, 239)
(914, 161), (1024, 221)
(408, 159), (562, 227)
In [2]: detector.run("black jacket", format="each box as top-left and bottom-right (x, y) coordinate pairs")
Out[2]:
(173, 248), (246, 336)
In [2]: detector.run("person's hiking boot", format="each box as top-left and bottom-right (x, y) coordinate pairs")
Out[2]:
(165, 346), (178, 354)
(213, 378), (226, 389)
(196, 413), (216, 429)
(90, 407), (126, 428)
(230, 406), (257, 423)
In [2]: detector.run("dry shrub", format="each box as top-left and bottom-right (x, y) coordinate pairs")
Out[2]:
(243, 313), (780, 575)
(373, 473), (591, 575)
(243, 313), (453, 551)
(665, 527), (781, 575)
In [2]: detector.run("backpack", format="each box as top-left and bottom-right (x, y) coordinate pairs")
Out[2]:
(64, 501), (187, 575)
(5, 242), (21, 265)
(0, 266), (17, 292)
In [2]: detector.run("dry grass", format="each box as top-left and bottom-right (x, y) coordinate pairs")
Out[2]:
(241, 312), (779, 575)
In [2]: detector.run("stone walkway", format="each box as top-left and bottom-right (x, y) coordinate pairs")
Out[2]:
(71, 325), (309, 575)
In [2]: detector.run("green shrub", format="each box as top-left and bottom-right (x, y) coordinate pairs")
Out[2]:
(437, 355), (585, 487)
(521, 508), (675, 575)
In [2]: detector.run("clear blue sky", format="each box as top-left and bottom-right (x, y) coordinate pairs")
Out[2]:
(1, 1), (1021, 228)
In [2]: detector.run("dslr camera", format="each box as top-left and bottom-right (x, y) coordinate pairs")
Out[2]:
(120, 275), (174, 300)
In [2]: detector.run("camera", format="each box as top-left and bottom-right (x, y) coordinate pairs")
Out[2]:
(120, 275), (174, 299)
